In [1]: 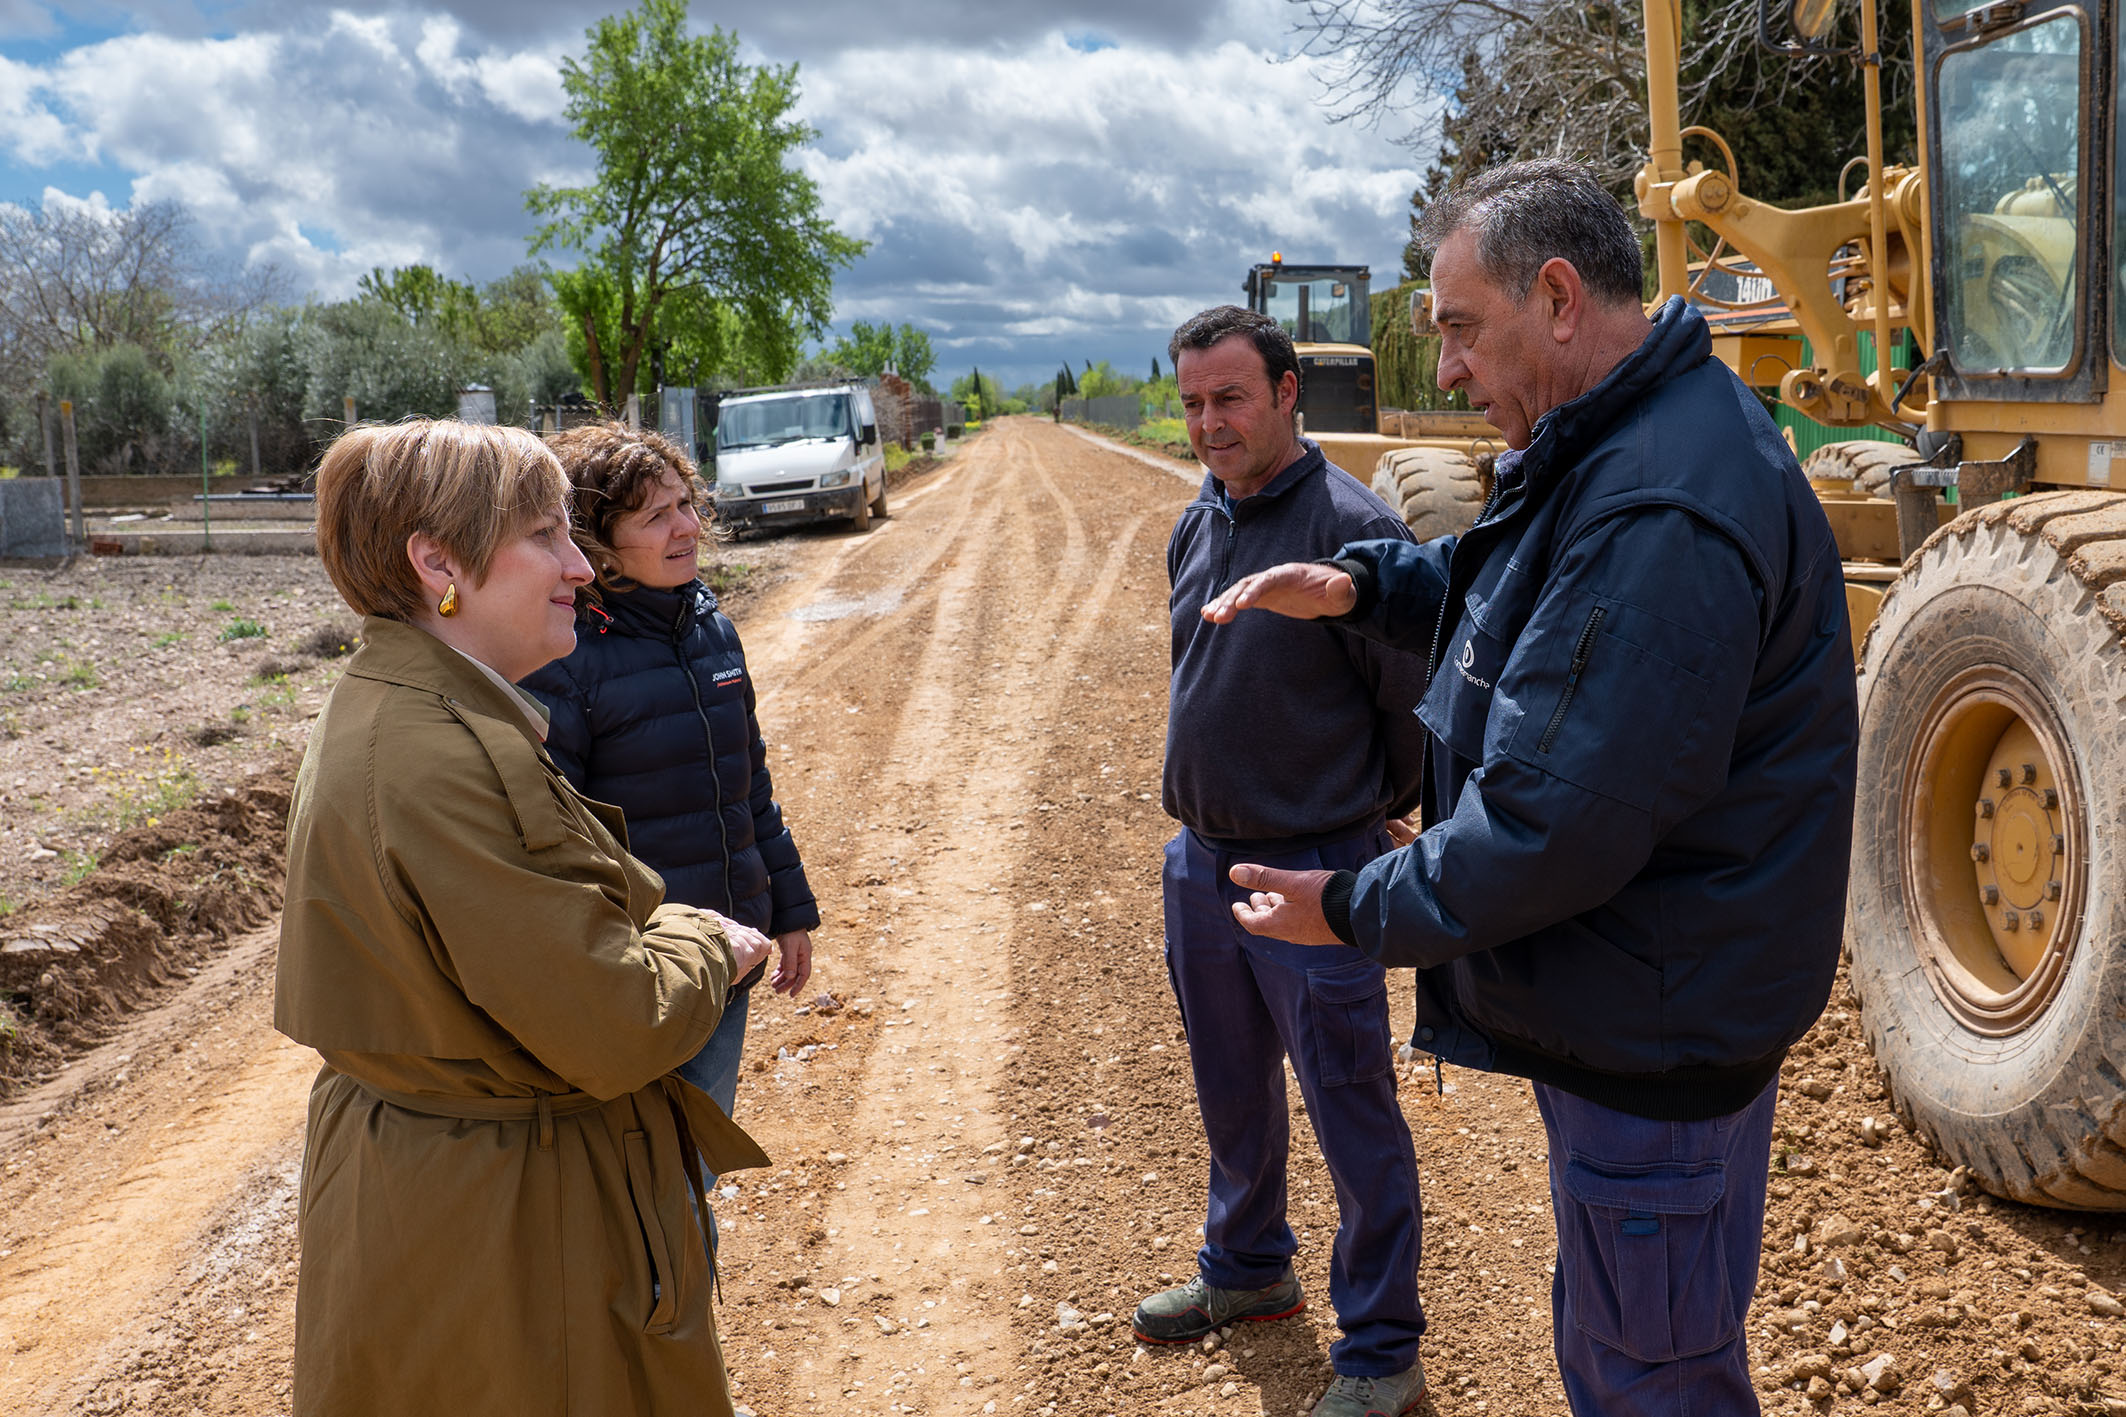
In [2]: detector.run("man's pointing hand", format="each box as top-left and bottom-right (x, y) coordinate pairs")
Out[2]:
(1200, 562), (1356, 624)
(1228, 864), (1342, 945)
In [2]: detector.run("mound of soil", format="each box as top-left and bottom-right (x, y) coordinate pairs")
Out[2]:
(0, 761), (294, 1092)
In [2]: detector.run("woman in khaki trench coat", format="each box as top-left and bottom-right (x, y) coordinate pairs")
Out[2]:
(277, 419), (770, 1417)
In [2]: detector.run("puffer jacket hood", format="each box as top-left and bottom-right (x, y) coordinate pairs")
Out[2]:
(521, 579), (820, 947)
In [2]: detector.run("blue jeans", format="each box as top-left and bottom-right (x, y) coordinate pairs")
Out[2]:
(1536, 1077), (1779, 1417)
(677, 983), (752, 1249)
(1162, 827), (1426, 1378)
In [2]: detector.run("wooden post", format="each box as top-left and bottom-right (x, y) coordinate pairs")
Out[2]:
(58, 399), (83, 546)
(624, 393), (640, 432)
(248, 408), (261, 479)
(36, 392), (55, 478)
(343, 394), (357, 427)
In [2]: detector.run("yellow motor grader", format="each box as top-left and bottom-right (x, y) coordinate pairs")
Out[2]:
(1378, 0), (2126, 1209)
(1636, 0), (2126, 1212)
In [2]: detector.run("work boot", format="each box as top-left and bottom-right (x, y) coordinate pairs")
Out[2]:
(1308, 1360), (1427, 1417)
(1130, 1266), (1305, 1344)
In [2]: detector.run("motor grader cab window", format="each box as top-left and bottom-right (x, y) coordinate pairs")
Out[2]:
(1935, 13), (2085, 376)
(1248, 268), (1371, 347)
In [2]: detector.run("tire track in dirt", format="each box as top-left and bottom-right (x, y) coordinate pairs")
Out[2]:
(760, 419), (1151, 1413)
(0, 927), (309, 1415)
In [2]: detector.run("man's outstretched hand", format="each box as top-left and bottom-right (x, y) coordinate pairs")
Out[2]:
(1200, 562), (1356, 624)
(1228, 864), (1342, 945)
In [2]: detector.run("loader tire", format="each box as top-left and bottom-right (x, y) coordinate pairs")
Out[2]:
(1370, 447), (1491, 541)
(1849, 490), (2126, 1209)
(1804, 439), (1914, 499)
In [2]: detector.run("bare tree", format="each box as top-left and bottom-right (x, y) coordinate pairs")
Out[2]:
(0, 198), (286, 393)
(1287, 0), (1861, 188)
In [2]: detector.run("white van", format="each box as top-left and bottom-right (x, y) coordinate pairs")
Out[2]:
(709, 383), (888, 533)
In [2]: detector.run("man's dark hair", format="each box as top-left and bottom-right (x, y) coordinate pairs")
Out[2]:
(1168, 306), (1303, 404)
(1418, 159), (1644, 306)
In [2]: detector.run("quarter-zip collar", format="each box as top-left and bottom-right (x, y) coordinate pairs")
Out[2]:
(1190, 437), (1328, 517)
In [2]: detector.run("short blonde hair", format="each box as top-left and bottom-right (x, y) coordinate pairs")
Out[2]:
(314, 420), (568, 621)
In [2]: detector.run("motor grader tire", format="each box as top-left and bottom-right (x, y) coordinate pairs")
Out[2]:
(1804, 439), (1913, 499)
(1371, 447), (1489, 541)
(1849, 490), (2126, 1209)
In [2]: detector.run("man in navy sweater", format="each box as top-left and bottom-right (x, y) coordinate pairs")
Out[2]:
(1207, 161), (1857, 1415)
(1136, 305), (1432, 1417)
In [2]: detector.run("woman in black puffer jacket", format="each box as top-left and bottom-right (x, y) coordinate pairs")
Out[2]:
(522, 422), (819, 1143)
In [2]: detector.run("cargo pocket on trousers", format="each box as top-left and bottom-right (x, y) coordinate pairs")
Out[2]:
(1560, 1159), (1735, 1362)
(1304, 962), (1393, 1088)
(624, 1129), (680, 1335)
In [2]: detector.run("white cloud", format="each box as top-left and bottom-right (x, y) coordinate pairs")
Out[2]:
(0, 0), (1437, 385)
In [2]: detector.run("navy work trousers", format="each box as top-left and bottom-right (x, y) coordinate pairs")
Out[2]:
(1162, 826), (1426, 1378)
(1536, 1077), (1779, 1417)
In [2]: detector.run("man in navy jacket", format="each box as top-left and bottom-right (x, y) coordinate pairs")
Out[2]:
(1205, 160), (1858, 1414)
(1139, 305), (1433, 1417)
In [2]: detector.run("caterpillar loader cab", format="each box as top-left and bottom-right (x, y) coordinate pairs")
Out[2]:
(1245, 254), (1499, 522)
(1243, 256), (1379, 433)
(1618, 0), (2126, 1209)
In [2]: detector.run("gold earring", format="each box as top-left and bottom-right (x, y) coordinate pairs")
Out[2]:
(438, 583), (459, 618)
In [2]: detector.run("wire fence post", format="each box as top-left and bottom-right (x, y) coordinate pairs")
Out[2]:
(37, 392), (55, 479)
(199, 400), (213, 552)
(343, 394), (357, 428)
(58, 400), (84, 547)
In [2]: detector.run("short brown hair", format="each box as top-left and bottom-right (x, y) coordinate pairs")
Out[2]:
(545, 421), (707, 593)
(313, 420), (568, 621)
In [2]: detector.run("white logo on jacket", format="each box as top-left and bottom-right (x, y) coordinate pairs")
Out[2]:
(1455, 637), (1493, 691)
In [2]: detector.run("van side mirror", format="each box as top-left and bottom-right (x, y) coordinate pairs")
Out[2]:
(861, 423), (878, 446)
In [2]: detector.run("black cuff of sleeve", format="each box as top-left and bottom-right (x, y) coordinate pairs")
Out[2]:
(1317, 557), (1377, 621)
(1320, 869), (1360, 946)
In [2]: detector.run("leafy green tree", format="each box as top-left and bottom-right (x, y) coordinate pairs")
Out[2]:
(203, 305), (313, 472)
(470, 265), (566, 356)
(1078, 361), (1138, 400)
(827, 320), (936, 386)
(527, 0), (863, 408)
(357, 265), (480, 334)
(950, 368), (1003, 414)
(300, 300), (462, 426)
(46, 343), (188, 474)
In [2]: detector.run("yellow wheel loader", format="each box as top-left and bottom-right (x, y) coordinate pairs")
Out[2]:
(1623, 0), (2126, 1209)
(1242, 255), (1502, 530)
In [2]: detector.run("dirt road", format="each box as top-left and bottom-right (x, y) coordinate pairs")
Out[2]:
(0, 417), (2121, 1416)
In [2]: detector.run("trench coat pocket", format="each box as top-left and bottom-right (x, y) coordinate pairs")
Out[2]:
(623, 1130), (683, 1334)
(1304, 962), (1393, 1088)
(1560, 1158), (1736, 1362)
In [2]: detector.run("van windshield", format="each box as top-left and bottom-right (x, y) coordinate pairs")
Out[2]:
(716, 393), (852, 451)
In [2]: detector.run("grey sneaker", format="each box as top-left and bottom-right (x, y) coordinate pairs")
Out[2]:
(1130, 1266), (1306, 1344)
(1309, 1360), (1427, 1417)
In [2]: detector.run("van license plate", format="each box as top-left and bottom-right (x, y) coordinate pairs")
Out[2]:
(761, 499), (805, 514)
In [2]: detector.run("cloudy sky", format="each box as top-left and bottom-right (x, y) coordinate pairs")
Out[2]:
(0, 0), (1434, 390)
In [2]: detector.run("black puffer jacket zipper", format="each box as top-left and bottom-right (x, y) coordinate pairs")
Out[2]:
(674, 598), (735, 909)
